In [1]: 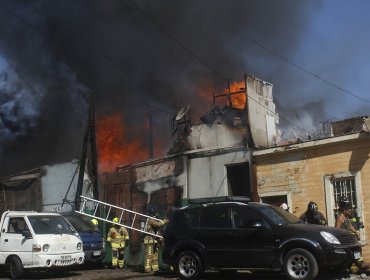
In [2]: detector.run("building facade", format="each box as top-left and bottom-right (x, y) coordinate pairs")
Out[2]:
(254, 130), (370, 259)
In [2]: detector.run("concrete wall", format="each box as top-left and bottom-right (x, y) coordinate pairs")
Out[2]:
(41, 160), (94, 212)
(187, 150), (251, 199)
(254, 133), (370, 259)
(188, 123), (248, 150)
(114, 149), (252, 202)
(246, 74), (280, 148)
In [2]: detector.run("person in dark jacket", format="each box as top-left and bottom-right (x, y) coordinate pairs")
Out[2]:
(336, 197), (369, 273)
(299, 201), (327, 225)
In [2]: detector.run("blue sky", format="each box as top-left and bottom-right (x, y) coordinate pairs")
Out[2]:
(292, 1), (370, 117)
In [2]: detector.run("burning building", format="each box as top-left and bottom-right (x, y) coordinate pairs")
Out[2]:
(98, 73), (280, 265)
(100, 74), (280, 212)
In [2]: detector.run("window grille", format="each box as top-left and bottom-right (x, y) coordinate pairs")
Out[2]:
(332, 177), (357, 217)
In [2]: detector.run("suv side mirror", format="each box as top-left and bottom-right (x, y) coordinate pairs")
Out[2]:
(252, 221), (264, 230)
(22, 230), (32, 239)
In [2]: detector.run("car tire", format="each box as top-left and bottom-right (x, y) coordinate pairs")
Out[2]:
(9, 256), (24, 279)
(176, 251), (203, 280)
(283, 248), (318, 280)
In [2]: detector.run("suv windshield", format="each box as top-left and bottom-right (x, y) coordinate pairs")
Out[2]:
(28, 215), (76, 234)
(259, 205), (303, 226)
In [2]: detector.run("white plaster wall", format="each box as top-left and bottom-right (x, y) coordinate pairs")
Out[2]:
(246, 75), (279, 148)
(187, 150), (250, 199)
(41, 160), (93, 212)
(188, 124), (247, 150)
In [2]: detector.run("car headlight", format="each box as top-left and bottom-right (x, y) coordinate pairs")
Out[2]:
(77, 242), (82, 250)
(321, 231), (340, 244)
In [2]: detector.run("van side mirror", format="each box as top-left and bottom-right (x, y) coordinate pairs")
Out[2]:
(22, 230), (32, 239)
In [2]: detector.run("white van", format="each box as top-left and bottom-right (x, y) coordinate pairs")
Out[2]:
(0, 211), (84, 279)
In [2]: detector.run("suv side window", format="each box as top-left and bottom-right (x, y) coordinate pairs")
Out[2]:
(232, 207), (267, 229)
(184, 208), (201, 227)
(199, 207), (231, 228)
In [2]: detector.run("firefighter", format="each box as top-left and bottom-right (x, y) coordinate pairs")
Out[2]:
(299, 201), (327, 225)
(91, 218), (99, 226)
(143, 206), (168, 273)
(351, 207), (365, 231)
(107, 217), (130, 269)
(336, 197), (369, 273)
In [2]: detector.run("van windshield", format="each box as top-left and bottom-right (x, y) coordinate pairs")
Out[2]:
(28, 215), (76, 235)
(63, 214), (99, 232)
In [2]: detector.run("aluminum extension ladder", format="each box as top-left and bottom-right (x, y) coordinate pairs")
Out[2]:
(75, 195), (164, 238)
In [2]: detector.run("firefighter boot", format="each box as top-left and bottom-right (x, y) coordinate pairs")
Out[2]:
(350, 263), (359, 274)
(356, 260), (370, 272)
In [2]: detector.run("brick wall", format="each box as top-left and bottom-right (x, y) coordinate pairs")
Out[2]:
(254, 134), (370, 259)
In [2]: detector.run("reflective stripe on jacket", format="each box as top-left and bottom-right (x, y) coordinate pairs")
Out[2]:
(107, 226), (129, 248)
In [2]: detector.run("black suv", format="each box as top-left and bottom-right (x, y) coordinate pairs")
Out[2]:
(162, 197), (361, 280)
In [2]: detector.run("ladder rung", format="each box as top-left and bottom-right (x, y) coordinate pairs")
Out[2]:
(131, 214), (136, 228)
(76, 195), (164, 238)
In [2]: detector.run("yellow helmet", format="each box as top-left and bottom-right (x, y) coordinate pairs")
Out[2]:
(113, 217), (119, 223)
(91, 218), (98, 226)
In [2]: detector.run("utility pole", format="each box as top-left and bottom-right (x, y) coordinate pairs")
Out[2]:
(74, 93), (99, 210)
(148, 108), (154, 159)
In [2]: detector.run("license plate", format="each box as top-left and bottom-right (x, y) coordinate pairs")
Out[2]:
(93, 250), (101, 256)
(354, 251), (361, 259)
(61, 255), (71, 260)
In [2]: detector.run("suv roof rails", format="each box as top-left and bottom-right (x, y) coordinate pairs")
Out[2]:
(188, 196), (250, 205)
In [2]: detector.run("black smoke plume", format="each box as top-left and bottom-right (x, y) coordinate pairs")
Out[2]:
(0, 0), (366, 176)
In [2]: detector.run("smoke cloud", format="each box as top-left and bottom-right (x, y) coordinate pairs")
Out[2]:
(0, 0), (369, 176)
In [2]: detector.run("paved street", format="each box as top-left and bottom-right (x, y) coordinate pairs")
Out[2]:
(0, 265), (369, 280)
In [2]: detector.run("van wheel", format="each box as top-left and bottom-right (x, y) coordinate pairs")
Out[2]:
(9, 256), (24, 279)
(283, 248), (318, 280)
(176, 251), (203, 280)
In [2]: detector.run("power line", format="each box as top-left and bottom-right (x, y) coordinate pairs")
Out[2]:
(125, 1), (313, 135)
(127, 0), (226, 81)
(202, 7), (370, 104)
(0, 1), (335, 136)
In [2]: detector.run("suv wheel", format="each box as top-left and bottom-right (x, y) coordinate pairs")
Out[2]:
(176, 251), (203, 280)
(283, 248), (318, 280)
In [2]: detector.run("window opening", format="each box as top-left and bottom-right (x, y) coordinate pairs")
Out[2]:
(226, 162), (251, 197)
(260, 195), (287, 207)
(332, 177), (357, 218)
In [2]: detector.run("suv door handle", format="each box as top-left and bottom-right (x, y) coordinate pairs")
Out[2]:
(4, 239), (8, 242)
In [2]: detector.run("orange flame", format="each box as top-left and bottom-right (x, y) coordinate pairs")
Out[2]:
(226, 81), (246, 110)
(96, 113), (148, 173)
